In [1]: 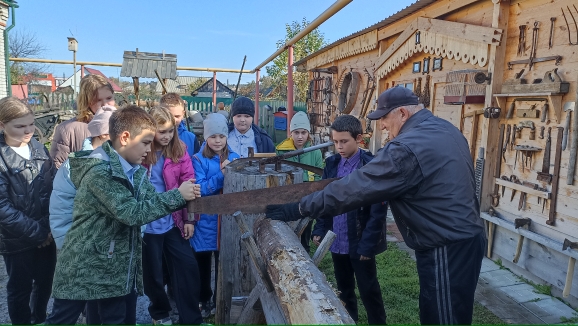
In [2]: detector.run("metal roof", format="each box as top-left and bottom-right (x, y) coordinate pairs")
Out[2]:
(120, 50), (177, 79)
(294, 0), (436, 67)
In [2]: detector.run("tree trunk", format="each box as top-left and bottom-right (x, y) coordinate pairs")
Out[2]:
(216, 164), (303, 324)
(253, 218), (355, 324)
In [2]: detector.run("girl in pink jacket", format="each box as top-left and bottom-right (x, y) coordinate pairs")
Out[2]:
(141, 106), (203, 324)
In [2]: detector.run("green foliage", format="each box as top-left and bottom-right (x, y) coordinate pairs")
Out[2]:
(187, 78), (207, 93)
(265, 18), (327, 102)
(560, 314), (578, 323)
(10, 63), (25, 85)
(518, 275), (552, 296)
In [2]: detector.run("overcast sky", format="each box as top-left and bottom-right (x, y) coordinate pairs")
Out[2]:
(16, 0), (415, 84)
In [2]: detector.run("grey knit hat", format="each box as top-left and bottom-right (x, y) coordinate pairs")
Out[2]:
(203, 113), (229, 139)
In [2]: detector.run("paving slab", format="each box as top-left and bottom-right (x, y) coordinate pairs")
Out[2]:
(479, 269), (525, 288)
(521, 298), (578, 324)
(480, 257), (501, 273)
(482, 303), (545, 324)
(475, 283), (520, 306)
(500, 283), (552, 304)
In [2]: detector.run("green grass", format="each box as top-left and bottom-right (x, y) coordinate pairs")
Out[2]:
(314, 242), (504, 325)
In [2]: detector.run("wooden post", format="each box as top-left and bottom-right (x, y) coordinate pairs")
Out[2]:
(563, 257), (577, 297)
(479, 0), (509, 212)
(254, 218), (355, 324)
(216, 164), (303, 324)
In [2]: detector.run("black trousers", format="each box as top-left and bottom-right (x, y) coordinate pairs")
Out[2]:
(2, 242), (56, 325)
(415, 232), (485, 325)
(300, 220), (313, 254)
(45, 291), (135, 324)
(85, 290), (137, 324)
(195, 250), (219, 304)
(331, 253), (387, 324)
(142, 227), (203, 324)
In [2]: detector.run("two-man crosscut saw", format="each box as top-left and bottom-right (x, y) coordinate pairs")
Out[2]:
(187, 177), (337, 215)
(228, 141), (334, 175)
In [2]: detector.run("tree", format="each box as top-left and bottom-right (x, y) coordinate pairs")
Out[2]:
(265, 18), (327, 102)
(187, 78), (208, 93)
(9, 30), (48, 84)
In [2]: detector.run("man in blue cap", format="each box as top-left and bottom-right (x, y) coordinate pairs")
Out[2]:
(266, 86), (486, 325)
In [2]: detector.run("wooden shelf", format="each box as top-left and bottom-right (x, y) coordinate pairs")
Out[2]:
(493, 93), (563, 123)
(495, 178), (551, 200)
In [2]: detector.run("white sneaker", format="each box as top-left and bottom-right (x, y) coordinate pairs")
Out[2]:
(152, 317), (173, 325)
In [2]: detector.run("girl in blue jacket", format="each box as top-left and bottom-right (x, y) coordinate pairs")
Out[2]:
(191, 113), (239, 318)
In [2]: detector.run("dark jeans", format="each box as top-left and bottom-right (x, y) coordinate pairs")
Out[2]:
(85, 290), (137, 324)
(332, 252), (387, 324)
(2, 242), (56, 324)
(415, 232), (485, 325)
(300, 220), (313, 254)
(143, 227), (203, 324)
(195, 250), (219, 304)
(45, 291), (135, 324)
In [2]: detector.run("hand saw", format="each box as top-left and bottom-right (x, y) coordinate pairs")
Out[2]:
(187, 178), (337, 216)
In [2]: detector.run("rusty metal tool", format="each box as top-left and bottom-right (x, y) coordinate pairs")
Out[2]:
(187, 178), (337, 215)
(569, 80), (578, 185)
(492, 124), (506, 207)
(518, 121), (536, 140)
(510, 175), (522, 202)
(518, 25), (527, 56)
(540, 102), (549, 122)
(537, 127), (553, 184)
(562, 102), (574, 151)
(514, 145), (541, 172)
(501, 175), (509, 197)
(547, 127), (565, 226)
(549, 17), (556, 49)
(562, 6), (578, 45)
(529, 21), (540, 70)
(511, 124), (517, 150)
(503, 125), (511, 160)
(506, 101), (516, 119)
(539, 126), (545, 139)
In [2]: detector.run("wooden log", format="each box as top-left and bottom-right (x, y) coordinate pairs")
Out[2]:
(563, 257), (576, 298)
(216, 163), (303, 324)
(312, 230), (337, 267)
(254, 218), (355, 324)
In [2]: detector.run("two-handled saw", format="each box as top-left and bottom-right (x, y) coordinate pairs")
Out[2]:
(187, 141), (336, 215)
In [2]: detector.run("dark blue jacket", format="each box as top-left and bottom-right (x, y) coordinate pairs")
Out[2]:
(300, 109), (485, 251)
(228, 123), (275, 153)
(178, 121), (200, 159)
(311, 150), (388, 259)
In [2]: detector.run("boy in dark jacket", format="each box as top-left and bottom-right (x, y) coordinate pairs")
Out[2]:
(227, 96), (275, 157)
(312, 115), (388, 324)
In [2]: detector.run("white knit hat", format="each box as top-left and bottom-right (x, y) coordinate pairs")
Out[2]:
(203, 113), (229, 139)
(87, 105), (116, 137)
(290, 111), (311, 132)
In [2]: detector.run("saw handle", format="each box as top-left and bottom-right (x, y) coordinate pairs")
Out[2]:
(506, 102), (515, 119)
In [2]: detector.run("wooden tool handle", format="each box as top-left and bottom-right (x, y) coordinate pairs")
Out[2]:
(506, 102), (515, 119)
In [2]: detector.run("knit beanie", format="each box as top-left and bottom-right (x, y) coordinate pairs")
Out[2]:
(87, 105), (116, 137)
(290, 111), (311, 132)
(230, 96), (255, 118)
(203, 113), (229, 139)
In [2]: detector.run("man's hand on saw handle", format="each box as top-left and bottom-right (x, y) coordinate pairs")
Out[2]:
(265, 202), (303, 222)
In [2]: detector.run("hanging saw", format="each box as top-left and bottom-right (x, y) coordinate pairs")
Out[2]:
(228, 141), (334, 175)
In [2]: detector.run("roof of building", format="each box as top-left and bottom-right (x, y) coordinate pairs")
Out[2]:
(154, 76), (209, 94)
(83, 67), (123, 92)
(120, 50), (177, 79)
(192, 77), (236, 98)
(294, 0), (436, 67)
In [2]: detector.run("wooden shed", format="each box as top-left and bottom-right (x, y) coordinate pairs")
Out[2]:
(296, 0), (578, 306)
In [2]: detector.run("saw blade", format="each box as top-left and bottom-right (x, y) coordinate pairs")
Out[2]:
(187, 178), (337, 215)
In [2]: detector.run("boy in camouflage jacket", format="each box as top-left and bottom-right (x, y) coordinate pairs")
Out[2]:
(46, 106), (200, 324)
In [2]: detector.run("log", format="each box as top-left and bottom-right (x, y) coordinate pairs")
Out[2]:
(216, 163), (303, 324)
(312, 230), (337, 267)
(254, 218), (355, 324)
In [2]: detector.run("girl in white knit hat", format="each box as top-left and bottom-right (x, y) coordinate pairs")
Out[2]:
(275, 111), (324, 253)
(191, 113), (240, 318)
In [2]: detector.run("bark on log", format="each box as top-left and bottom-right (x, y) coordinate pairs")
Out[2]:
(216, 164), (303, 324)
(254, 218), (355, 324)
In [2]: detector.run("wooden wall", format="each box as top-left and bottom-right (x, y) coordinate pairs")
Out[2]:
(302, 0), (578, 301)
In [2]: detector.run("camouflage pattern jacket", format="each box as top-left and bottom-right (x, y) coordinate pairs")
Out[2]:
(51, 141), (186, 300)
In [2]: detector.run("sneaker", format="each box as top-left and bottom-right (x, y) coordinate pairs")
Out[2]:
(152, 317), (173, 325)
(200, 301), (211, 318)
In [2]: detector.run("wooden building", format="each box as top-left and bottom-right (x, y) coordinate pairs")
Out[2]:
(296, 0), (578, 305)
